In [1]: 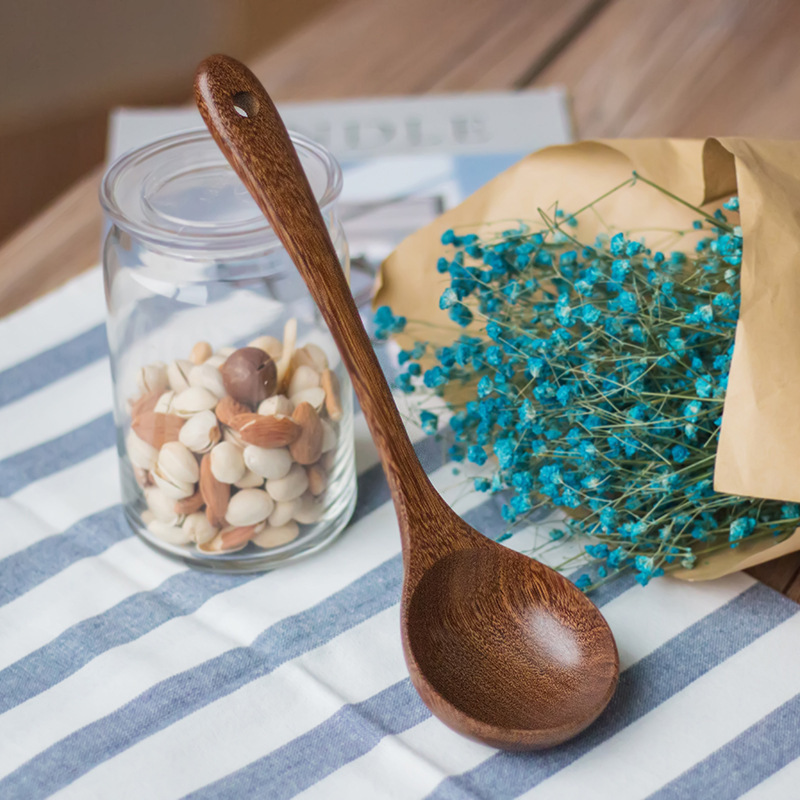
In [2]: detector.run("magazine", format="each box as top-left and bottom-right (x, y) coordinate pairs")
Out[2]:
(109, 90), (572, 305)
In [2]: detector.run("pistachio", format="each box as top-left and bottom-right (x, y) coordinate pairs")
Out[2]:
(182, 512), (217, 545)
(225, 488), (275, 527)
(210, 441), (246, 484)
(189, 363), (226, 399)
(145, 486), (180, 524)
(252, 522), (300, 549)
(257, 394), (294, 417)
(198, 533), (239, 553)
(243, 445), (293, 480)
(267, 499), (296, 527)
(292, 343), (329, 373)
(147, 518), (193, 545)
(157, 441), (200, 484)
(133, 466), (152, 488)
(289, 387), (326, 412)
(320, 449), (336, 471)
(173, 386), (218, 417)
(320, 420), (337, 453)
(190, 341), (213, 365)
(205, 354), (227, 369)
(222, 425), (246, 448)
(178, 409), (221, 453)
(154, 390), (177, 414)
(266, 462), (309, 502)
(151, 463), (195, 500)
(167, 359), (194, 392)
(293, 492), (324, 524)
(220, 347), (278, 409)
(288, 364), (321, 397)
(249, 335), (283, 361)
(137, 362), (168, 395)
(127, 429), (158, 470)
(234, 468), (265, 489)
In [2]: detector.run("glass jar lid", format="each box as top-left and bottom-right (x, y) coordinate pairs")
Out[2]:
(100, 129), (342, 256)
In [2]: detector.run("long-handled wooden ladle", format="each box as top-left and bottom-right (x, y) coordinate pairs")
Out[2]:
(195, 54), (619, 750)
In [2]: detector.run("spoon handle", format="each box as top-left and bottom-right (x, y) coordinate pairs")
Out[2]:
(195, 55), (431, 509)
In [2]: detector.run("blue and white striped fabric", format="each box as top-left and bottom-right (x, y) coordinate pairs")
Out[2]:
(1, 267), (799, 800)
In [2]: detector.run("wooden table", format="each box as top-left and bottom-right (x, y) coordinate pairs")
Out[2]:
(4, 0), (800, 599)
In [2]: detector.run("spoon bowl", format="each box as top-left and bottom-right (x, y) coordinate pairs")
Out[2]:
(402, 518), (618, 748)
(194, 54), (619, 750)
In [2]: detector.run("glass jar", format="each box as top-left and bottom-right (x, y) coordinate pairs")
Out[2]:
(100, 129), (357, 572)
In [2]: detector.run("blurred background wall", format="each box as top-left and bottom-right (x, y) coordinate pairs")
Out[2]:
(0, 0), (336, 245)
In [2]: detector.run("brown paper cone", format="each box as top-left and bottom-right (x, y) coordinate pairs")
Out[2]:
(375, 137), (800, 581)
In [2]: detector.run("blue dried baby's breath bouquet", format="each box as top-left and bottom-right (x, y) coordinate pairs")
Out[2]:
(374, 174), (800, 590)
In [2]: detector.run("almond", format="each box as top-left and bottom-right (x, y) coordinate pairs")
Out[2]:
(248, 335), (282, 361)
(215, 395), (250, 427)
(289, 402), (323, 465)
(200, 453), (230, 527)
(221, 525), (259, 549)
(174, 490), (204, 515)
(130, 390), (161, 419)
(234, 413), (301, 448)
(320, 369), (342, 421)
(132, 412), (185, 449)
(306, 463), (328, 496)
(199, 524), (258, 552)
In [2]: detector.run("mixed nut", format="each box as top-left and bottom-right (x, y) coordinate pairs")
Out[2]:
(125, 319), (345, 555)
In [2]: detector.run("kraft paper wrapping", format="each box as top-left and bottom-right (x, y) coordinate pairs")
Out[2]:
(375, 138), (800, 580)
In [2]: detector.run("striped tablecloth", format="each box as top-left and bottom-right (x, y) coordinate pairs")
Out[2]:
(1, 267), (799, 800)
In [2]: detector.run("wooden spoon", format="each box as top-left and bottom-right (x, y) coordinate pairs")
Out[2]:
(195, 54), (619, 750)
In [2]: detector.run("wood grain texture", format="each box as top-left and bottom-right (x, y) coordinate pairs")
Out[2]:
(533, 0), (800, 595)
(194, 55), (618, 749)
(0, 108), (109, 245)
(0, 0), (593, 317)
(248, 0), (602, 97)
(2, 0), (799, 599)
(0, 166), (104, 318)
(748, 552), (800, 596)
(535, 0), (800, 138)
(785, 569), (800, 604)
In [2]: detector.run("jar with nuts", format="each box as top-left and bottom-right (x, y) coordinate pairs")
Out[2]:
(102, 129), (357, 570)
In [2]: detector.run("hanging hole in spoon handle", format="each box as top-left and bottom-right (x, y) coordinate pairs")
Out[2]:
(231, 91), (260, 118)
(194, 54), (435, 520)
